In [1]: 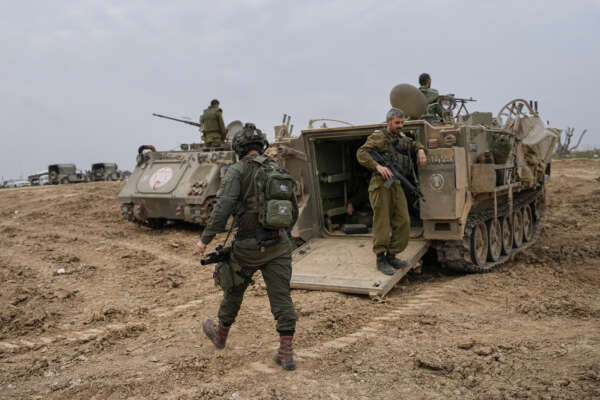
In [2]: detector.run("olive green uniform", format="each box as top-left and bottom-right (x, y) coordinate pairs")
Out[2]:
(200, 107), (227, 147)
(419, 87), (439, 105)
(356, 129), (425, 255)
(200, 154), (297, 332)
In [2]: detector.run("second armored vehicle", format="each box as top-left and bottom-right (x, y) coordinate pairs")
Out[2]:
(117, 114), (243, 227)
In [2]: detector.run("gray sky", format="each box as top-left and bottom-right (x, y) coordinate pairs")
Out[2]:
(1, 0), (599, 179)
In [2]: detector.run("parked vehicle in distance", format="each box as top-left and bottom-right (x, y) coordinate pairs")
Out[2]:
(48, 164), (87, 185)
(28, 171), (49, 186)
(89, 163), (123, 181)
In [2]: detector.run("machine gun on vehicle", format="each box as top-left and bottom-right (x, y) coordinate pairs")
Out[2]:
(369, 150), (425, 201)
(201, 245), (231, 265)
(152, 113), (202, 129)
(436, 94), (477, 118)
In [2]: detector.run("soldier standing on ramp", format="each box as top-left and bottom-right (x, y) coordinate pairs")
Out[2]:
(356, 108), (427, 275)
(199, 99), (227, 147)
(195, 123), (299, 371)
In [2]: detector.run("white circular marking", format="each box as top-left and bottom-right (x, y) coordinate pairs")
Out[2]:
(149, 168), (173, 189)
(429, 173), (445, 191)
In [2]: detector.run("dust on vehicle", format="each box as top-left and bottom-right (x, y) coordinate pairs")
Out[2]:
(270, 85), (560, 296)
(117, 114), (243, 227)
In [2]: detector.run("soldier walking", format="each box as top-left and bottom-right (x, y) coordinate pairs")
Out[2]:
(200, 99), (227, 147)
(195, 124), (299, 371)
(356, 108), (427, 275)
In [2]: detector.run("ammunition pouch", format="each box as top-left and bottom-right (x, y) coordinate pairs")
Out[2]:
(213, 259), (254, 292)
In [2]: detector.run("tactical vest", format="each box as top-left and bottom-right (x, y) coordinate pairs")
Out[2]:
(200, 107), (221, 133)
(383, 131), (413, 174)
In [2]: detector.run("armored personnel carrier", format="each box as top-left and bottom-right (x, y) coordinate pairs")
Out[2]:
(117, 114), (243, 227)
(270, 85), (560, 296)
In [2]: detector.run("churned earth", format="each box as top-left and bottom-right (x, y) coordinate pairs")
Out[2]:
(0, 159), (599, 400)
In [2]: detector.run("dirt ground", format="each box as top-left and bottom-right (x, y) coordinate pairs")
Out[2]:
(1, 159), (599, 400)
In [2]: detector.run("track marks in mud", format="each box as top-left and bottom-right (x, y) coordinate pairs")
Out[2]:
(237, 284), (454, 376)
(0, 296), (207, 353)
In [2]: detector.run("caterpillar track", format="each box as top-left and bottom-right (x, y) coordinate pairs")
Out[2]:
(434, 188), (545, 272)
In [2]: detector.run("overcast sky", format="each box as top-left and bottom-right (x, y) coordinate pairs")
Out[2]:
(1, 0), (599, 179)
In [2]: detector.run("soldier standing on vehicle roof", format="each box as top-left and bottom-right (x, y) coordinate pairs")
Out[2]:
(195, 123), (299, 371)
(200, 99), (227, 147)
(356, 108), (427, 275)
(418, 73), (439, 105)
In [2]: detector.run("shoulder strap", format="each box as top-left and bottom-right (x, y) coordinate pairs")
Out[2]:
(251, 155), (268, 165)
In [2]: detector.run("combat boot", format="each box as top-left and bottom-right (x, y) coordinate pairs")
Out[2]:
(386, 252), (408, 269)
(202, 318), (230, 350)
(376, 253), (395, 275)
(273, 335), (296, 371)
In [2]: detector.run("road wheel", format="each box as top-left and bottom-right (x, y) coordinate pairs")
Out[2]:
(60, 177), (69, 185)
(523, 204), (534, 242)
(470, 221), (488, 267)
(487, 218), (502, 262)
(500, 215), (513, 255)
(513, 208), (524, 248)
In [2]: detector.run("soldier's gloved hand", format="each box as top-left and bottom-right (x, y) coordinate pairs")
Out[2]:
(195, 241), (207, 256)
(376, 164), (393, 180)
(417, 149), (427, 167)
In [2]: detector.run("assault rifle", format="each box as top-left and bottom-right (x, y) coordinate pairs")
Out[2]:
(369, 150), (425, 201)
(200, 245), (231, 265)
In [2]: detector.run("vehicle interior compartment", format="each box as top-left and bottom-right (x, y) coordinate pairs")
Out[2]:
(310, 133), (423, 235)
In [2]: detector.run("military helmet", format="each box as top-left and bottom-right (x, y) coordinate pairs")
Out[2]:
(232, 123), (269, 155)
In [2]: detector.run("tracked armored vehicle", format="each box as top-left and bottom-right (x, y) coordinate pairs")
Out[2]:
(117, 114), (243, 227)
(270, 85), (560, 296)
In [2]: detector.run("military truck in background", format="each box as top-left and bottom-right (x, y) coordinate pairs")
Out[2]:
(117, 114), (243, 227)
(267, 84), (560, 296)
(89, 163), (122, 181)
(48, 164), (87, 185)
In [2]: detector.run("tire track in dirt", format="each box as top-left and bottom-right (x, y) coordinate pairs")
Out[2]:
(2, 221), (198, 269)
(236, 282), (466, 375)
(0, 297), (208, 353)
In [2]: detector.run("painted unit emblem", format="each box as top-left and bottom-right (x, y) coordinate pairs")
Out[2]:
(149, 167), (173, 189)
(429, 173), (445, 191)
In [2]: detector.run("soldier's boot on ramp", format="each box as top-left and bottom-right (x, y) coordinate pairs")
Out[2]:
(386, 252), (408, 269)
(273, 336), (296, 371)
(202, 318), (230, 350)
(377, 253), (395, 275)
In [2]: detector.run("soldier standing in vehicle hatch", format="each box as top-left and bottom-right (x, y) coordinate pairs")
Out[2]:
(418, 73), (439, 105)
(199, 99), (227, 147)
(356, 108), (427, 275)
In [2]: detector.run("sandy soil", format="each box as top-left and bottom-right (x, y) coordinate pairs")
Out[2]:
(1, 159), (599, 400)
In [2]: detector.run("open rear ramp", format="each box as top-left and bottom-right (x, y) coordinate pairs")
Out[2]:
(291, 237), (429, 297)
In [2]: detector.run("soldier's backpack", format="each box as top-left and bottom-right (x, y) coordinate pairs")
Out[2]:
(248, 155), (298, 230)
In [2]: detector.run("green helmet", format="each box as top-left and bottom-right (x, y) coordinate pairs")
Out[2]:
(232, 123), (269, 155)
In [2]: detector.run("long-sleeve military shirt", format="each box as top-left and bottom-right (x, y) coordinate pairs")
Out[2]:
(356, 129), (425, 172)
(200, 158), (249, 245)
(200, 107), (227, 139)
(419, 87), (439, 105)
